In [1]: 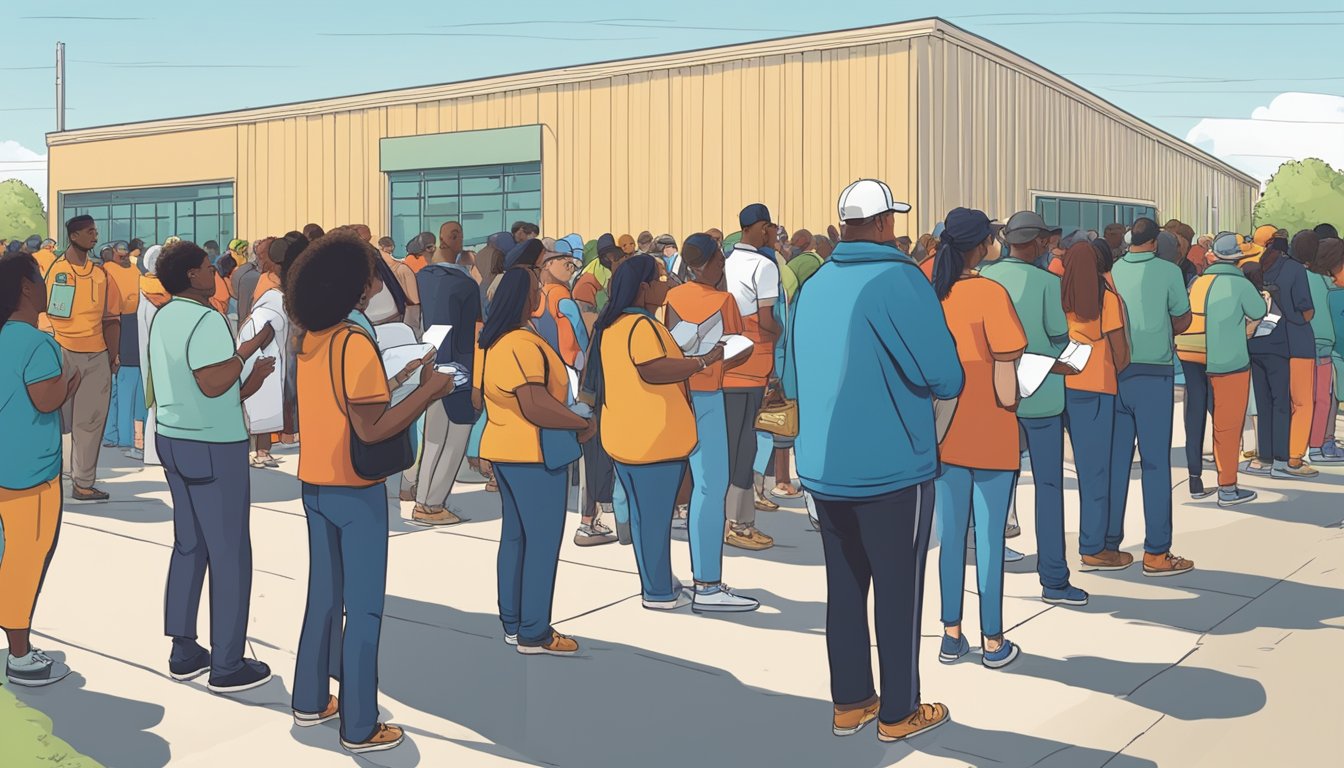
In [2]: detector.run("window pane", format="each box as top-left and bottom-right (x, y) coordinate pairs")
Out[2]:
(1100, 204), (1117, 225)
(1079, 202), (1098, 233)
(506, 173), (541, 193)
(196, 198), (219, 215)
(425, 197), (459, 219)
(112, 204), (131, 218)
(1039, 198), (1059, 228)
(461, 175), (503, 195)
(462, 194), (503, 214)
(391, 180), (420, 198)
(1059, 200), (1081, 232)
(506, 191), (541, 211)
(426, 178), (458, 196)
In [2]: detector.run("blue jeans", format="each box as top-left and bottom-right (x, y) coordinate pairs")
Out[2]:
(1110, 367), (1174, 554)
(294, 482), (388, 744)
(935, 465), (1013, 637)
(1065, 390), (1116, 556)
(495, 462), (568, 645)
(466, 404), (486, 459)
(688, 391), (729, 584)
(753, 430), (772, 476)
(1020, 415), (1069, 590)
(103, 366), (145, 446)
(615, 460), (686, 602)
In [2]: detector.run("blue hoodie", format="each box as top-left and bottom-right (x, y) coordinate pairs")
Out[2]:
(787, 240), (963, 498)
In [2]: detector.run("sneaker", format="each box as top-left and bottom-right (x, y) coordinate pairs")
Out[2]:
(206, 659), (273, 694)
(503, 634), (518, 646)
(1218, 486), (1258, 507)
(1079, 550), (1134, 572)
(517, 631), (579, 656)
(103, 440), (118, 448)
(411, 505), (465, 527)
(877, 702), (950, 742)
(1241, 460), (1272, 476)
(574, 523), (617, 546)
(642, 592), (692, 611)
(671, 515), (689, 531)
(294, 695), (339, 727)
(691, 583), (760, 613)
(341, 723), (405, 754)
(753, 488), (780, 511)
(1143, 551), (1195, 577)
(1308, 448), (1344, 465)
(1323, 441), (1344, 460)
(832, 696), (880, 737)
(123, 447), (145, 460)
(168, 645), (212, 681)
(1188, 476), (1216, 499)
(71, 485), (109, 502)
(1272, 462), (1319, 480)
(1004, 547), (1025, 563)
(938, 633), (970, 663)
(981, 638), (1021, 670)
(1004, 521), (1021, 539)
(725, 525), (774, 551)
(770, 483), (802, 499)
(6, 648), (72, 687)
(590, 516), (614, 536)
(1041, 585), (1089, 606)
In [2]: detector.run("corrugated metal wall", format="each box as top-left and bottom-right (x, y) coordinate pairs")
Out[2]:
(911, 35), (1258, 235)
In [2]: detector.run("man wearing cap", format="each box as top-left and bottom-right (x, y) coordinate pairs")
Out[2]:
(792, 179), (960, 741)
(981, 212), (1092, 602)
(1109, 217), (1197, 576)
(46, 215), (122, 501)
(721, 203), (784, 551)
(1178, 233), (1267, 507)
(101, 241), (143, 451)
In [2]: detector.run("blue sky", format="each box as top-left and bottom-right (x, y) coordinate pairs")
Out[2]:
(3, 0), (1343, 200)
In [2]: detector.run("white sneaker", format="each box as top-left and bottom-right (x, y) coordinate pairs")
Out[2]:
(123, 447), (145, 460)
(642, 592), (692, 611)
(1004, 547), (1026, 563)
(504, 634), (518, 646)
(6, 648), (72, 687)
(692, 584), (760, 613)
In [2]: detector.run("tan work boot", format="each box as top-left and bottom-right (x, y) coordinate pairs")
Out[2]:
(1080, 550), (1134, 572)
(877, 702), (950, 742)
(341, 723), (404, 754)
(517, 631), (580, 657)
(411, 504), (464, 527)
(726, 524), (774, 551)
(833, 696), (880, 736)
(1142, 551), (1194, 577)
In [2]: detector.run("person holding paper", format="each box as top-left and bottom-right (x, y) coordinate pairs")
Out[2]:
(1061, 242), (1133, 570)
(928, 208), (1027, 670)
(664, 233), (760, 612)
(238, 233), (293, 469)
(982, 211), (1091, 605)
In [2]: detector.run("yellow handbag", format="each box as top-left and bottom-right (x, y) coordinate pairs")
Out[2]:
(755, 388), (798, 437)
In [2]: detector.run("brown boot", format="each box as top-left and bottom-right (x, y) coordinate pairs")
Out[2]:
(1142, 551), (1194, 577)
(832, 696), (880, 736)
(411, 504), (464, 527)
(1080, 550), (1134, 572)
(877, 702), (949, 742)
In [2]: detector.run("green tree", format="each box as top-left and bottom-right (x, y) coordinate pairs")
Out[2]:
(1253, 158), (1344, 234)
(0, 179), (47, 242)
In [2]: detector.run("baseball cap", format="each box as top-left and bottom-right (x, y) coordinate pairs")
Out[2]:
(1211, 232), (1243, 261)
(739, 203), (773, 229)
(680, 233), (720, 267)
(503, 238), (545, 270)
(228, 238), (249, 253)
(654, 233), (677, 250)
(1003, 211), (1050, 245)
(1252, 224), (1277, 247)
(1238, 233), (1264, 259)
(837, 180), (910, 221)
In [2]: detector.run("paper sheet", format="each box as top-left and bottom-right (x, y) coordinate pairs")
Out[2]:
(383, 342), (435, 405)
(1017, 354), (1056, 399)
(423, 324), (452, 351)
(1252, 313), (1280, 339)
(721, 334), (754, 359)
(1058, 340), (1092, 372)
(669, 312), (724, 356)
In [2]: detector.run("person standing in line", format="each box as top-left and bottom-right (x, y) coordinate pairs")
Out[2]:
(0, 251), (82, 687)
(1243, 226), (1318, 479)
(1108, 217), (1197, 577)
(793, 179), (961, 741)
(1060, 242), (1134, 569)
(722, 203), (783, 551)
(928, 208), (1026, 670)
(1309, 237), (1344, 463)
(136, 245), (171, 466)
(479, 268), (595, 653)
(664, 234), (760, 611)
(981, 211), (1091, 603)
(147, 241), (277, 694)
(411, 221), (480, 527)
(402, 232), (433, 273)
(1291, 230), (1341, 465)
(377, 236), (397, 261)
(101, 241), (144, 454)
(238, 234), (292, 470)
(588, 254), (728, 611)
(232, 239), (264, 327)
(46, 215), (121, 502)
(287, 233), (453, 754)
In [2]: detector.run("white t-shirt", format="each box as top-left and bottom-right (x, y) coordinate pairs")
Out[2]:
(724, 244), (780, 319)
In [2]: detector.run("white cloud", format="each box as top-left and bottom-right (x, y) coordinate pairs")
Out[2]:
(0, 140), (48, 206)
(1186, 92), (1344, 186)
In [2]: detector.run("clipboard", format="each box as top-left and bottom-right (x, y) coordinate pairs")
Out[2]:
(48, 283), (76, 319)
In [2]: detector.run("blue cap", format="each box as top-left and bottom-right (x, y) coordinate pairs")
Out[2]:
(681, 233), (720, 268)
(554, 239), (575, 256)
(503, 238), (545, 270)
(488, 231), (516, 254)
(739, 203), (772, 229)
(596, 233), (621, 257)
(24, 235), (42, 251)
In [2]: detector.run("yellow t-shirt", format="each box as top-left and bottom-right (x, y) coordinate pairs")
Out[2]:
(599, 313), (697, 464)
(481, 328), (570, 464)
(296, 324), (392, 488)
(103, 262), (141, 315)
(45, 258), (122, 353)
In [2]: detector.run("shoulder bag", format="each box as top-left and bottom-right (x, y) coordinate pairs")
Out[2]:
(330, 324), (415, 481)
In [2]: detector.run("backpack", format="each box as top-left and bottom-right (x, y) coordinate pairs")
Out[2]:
(1175, 273), (1217, 362)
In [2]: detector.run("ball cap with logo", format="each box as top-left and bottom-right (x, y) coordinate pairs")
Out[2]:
(837, 179), (911, 221)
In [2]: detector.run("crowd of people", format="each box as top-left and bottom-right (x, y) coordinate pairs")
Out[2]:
(1, 177), (1341, 752)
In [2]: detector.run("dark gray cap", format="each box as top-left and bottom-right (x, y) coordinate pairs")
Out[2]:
(1003, 211), (1049, 245)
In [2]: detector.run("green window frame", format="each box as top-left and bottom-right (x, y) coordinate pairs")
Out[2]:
(1035, 194), (1156, 234)
(59, 182), (235, 254)
(387, 162), (541, 254)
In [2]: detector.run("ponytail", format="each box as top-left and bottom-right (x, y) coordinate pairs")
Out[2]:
(0, 252), (40, 326)
(930, 241), (965, 301)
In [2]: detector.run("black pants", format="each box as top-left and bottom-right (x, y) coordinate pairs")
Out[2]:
(723, 387), (764, 491)
(1180, 360), (1215, 478)
(1250, 354), (1290, 462)
(815, 481), (934, 725)
(582, 410), (615, 515)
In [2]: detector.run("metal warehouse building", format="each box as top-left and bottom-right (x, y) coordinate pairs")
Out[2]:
(46, 17), (1259, 251)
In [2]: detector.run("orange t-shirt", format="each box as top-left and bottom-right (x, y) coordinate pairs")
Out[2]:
(1066, 289), (1125, 395)
(534, 282), (582, 367)
(253, 271), (281, 303)
(938, 276), (1028, 471)
(45, 258), (122, 353)
(210, 272), (231, 314)
(403, 254), (428, 273)
(572, 273), (603, 307)
(1048, 259), (1065, 277)
(664, 281), (745, 392)
(103, 262), (141, 315)
(296, 324), (392, 488)
(920, 258), (935, 282)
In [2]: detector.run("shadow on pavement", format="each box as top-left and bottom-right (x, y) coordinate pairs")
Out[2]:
(11, 664), (170, 768)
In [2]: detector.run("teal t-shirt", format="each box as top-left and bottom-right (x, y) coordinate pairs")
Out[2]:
(1112, 250), (1191, 367)
(1307, 272), (1335, 358)
(0, 321), (64, 489)
(1202, 264), (1267, 375)
(147, 297), (247, 443)
(980, 257), (1068, 418)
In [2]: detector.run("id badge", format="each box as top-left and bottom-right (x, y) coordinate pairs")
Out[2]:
(48, 283), (76, 319)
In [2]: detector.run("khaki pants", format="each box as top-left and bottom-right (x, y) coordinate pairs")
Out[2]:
(60, 349), (111, 489)
(414, 405), (473, 509)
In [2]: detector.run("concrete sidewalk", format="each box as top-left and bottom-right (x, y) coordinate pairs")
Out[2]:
(10, 416), (1344, 767)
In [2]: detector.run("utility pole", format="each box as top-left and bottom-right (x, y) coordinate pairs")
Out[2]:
(55, 41), (65, 132)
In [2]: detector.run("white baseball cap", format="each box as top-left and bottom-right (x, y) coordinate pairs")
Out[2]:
(837, 179), (912, 221)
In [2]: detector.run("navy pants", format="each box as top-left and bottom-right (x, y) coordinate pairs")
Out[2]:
(1110, 366), (1174, 555)
(293, 482), (388, 744)
(1250, 354), (1291, 462)
(1065, 390), (1116, 557)
(495, 462), (569, 645)
(1020, 415), (1069, 589)
(615, 460), (686, 602)
(159, 435), (252, 678)
(815, 482), (933, 725)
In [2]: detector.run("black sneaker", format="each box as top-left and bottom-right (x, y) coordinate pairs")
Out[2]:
(1189, 476), (1216, 500)
(207, 659), (273, 694)
(169, 646), (212, 681)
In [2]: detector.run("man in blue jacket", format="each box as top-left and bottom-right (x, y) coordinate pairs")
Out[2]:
(791, 179), (962, 743)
